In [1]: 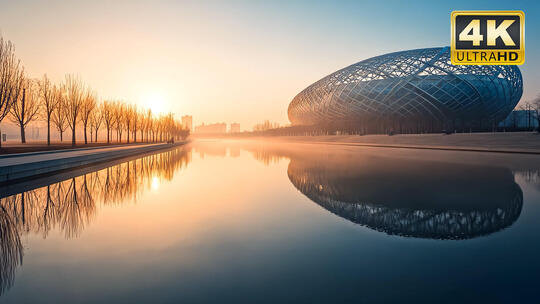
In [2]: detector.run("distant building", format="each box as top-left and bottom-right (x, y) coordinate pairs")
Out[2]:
(498, 110), (538, 129)
(230, 123), (240, 133)
(181, 115), (193, 131)
(194, 122), (227, 134)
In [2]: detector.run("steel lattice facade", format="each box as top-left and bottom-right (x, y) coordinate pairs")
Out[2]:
(288, 47), (523, 132)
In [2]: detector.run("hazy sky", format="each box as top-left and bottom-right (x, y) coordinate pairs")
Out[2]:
(1, 0), (538, 130)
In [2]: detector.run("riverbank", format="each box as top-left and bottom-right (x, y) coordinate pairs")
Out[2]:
(245, 132), (540, 154)
(0, 141), (188, 184)
(0, 141), (158, 155)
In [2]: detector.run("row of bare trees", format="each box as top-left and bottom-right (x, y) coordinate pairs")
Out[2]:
(0, 36), (189, 147)
(253, 120), (281, 132)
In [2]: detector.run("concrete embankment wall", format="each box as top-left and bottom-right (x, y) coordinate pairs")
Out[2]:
(0, 142), (186, 185)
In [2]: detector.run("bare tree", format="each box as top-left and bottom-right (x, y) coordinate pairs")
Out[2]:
(0, 37), (24, 148)
(113, 102), (125, 143)
(89, 102), (103, 142)
(157, 115), (164, 142)
(139, 109), (146, 142)
(152, 116), (160, 142)
(64, 75), (84, 146)
(145, 109), (153, 142)
(533, 95), (540, 133)
(132, 105), (139, 143)
(124, 104), (135, 143)
(9, 79), (41, 143)
(38, 74), (59, 145)
(51, 85), (68, 142)
(80, 89), (96, 144)
(102, 100), (115, 144)
(163, 113), (174, 141)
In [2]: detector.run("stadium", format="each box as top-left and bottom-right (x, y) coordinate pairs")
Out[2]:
(288, 47), (523, 133)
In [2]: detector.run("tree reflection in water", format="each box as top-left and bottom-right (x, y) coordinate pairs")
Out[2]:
(0, 206), (22, 296)
(0, 147), (191, 295)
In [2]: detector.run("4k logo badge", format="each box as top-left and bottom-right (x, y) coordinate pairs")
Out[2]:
(451, 11), (524, 65)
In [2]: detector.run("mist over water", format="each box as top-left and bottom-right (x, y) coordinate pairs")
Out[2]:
(0, 140), (539, 303)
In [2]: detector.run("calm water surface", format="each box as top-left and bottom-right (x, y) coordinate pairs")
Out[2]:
(0, 139), (539, 303)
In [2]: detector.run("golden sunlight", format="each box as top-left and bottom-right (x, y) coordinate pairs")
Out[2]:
(143, 93), (166, 114)
(151, 176), (160, 191)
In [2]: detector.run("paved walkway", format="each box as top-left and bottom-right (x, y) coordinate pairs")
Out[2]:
(0, 143), (163, 167)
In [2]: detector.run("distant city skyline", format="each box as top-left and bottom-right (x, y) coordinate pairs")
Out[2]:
(1, 114), (252, 140)
(1, 0), (538, 128)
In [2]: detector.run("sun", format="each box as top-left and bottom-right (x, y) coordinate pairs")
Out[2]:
(143, 93), (166, 114)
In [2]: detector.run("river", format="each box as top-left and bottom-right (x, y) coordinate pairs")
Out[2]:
(0, 139), (539, 303)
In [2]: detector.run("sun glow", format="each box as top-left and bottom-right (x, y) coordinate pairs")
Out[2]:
(142, 93), (166, 114)
(151, 176), (160, 191)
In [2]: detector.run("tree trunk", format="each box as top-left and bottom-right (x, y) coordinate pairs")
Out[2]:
(20, 125), (26, 143)
(127, 128), (130, 143)
(60, 131), (63, 142)
(71, 126), (76, 146)
(47, 119), (51, 146)
(107, 127), (110, 144)
(20, 89), (26, 144)
(95, 128), (99, 142)
(84, 124), (88, 144)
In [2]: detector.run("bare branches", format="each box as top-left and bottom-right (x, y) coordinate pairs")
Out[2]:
(0, 37), (25, 148)
(102, 100), (115, 144)
(38, 74), (57, 120)
(532, 94), (540, 132)
(80, 89), (96, 144)
(124, 104), (135, 143)
(51, 85), (68, 142)
(89, 102), (103, 142)
(0, 37), (24, 126)
(39, 74), (60, 145)
(64, 74), (84, 146)
(112, 101), (125, 142)
(9, 78), (41, 143)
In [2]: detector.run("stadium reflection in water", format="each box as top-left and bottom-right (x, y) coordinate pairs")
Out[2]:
(286, 152), (523, 240)
(0, 147), (191, 295)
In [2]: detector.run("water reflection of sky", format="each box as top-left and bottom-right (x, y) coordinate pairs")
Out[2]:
(1, 140), (539, 303)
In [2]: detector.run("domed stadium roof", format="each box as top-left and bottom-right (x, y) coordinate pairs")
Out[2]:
(288, 47), (522, 127)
